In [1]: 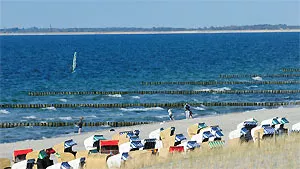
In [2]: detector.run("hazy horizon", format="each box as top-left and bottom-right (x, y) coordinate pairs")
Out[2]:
(1, 0), (299, 29)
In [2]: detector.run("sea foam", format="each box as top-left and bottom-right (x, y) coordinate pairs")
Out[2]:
(42, 107), (57, 111)
(59, 116), (72, 120)
(59, 99), (67, 102)
(120, 107), (164, 112)
(107, 94), (122, 98)
(0, 109), (10, 114)
(23, 115), (37, 119)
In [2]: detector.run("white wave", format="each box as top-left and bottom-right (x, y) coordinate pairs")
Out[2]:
(194, 87), (231, 92)
(252, 76), (263, 81)
(0, 109), (10, 114)
(194, 88), (211, 92)
(155, 115), (169, 119)
(42, 107), (57, 111)
(213, 87), (231, 91)
(84, 115), (97, 118)
(40, 121), (47, 123)
(131, 96), (140, 99)
(59, 99), (67, 102)
(120, 107), (164, 112)
(59, 116), (72, 120)
(193, 107), (206, 111)
(23, 115), (37, 119)
(254, 108), (266, 112)
(45, 118), (54, 120)
(107, 94), (122, 98)
(245, 85), (258, 89)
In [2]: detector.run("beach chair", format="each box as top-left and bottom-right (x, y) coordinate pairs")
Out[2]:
(149, 128), (164, 140)
(68, 157), (86, 169)
(292, 122), (300, 132)
(160, 127), (176, 148)
(53, 139), (77, 163)
(274, 117), (289, 135)
(107, 152), (130, 169)
(12, 159), (35, 169)
(251, 127), (264, 142)
(13, 148), (33, 163)
(0, 158), (11, 169)
(261, 117), (280, 128)
(142, 138), (157, 150)
(187, 123), (207, 138)
(84, 134), (106, 152)
(228, 129), (242, 145)
(46, 161), (73, 169)
(99, 140), (119, 155)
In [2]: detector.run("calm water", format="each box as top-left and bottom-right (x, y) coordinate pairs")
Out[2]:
(0, 33), (299, 143)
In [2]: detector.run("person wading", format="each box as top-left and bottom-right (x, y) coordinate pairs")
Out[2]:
(77, 117), (84, 134)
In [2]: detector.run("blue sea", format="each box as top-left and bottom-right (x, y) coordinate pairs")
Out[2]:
(0, 32), (299, 143)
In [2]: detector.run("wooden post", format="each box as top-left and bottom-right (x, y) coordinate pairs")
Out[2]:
(274, 132), (276, 144)
(257, 132), (260, 148)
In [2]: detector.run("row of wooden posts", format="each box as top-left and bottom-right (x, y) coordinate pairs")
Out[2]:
(141, 81), (300, 85)
(27, 90), (300, 96)
(0, 121), (153, 128)
(282, 68), (300, 72)
(1, 102), (299, 108)
(219, 74), (300, 78)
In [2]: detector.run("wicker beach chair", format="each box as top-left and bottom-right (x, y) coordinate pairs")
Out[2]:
(0, 158), (11, 169)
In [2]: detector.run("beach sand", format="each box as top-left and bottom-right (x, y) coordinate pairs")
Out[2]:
(0, 106), (299, 159)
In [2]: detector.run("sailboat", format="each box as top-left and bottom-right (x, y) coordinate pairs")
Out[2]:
(72, 52), (77, 73)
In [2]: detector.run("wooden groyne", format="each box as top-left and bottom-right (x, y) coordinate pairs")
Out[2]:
(1, 101), (299, 109)
(28, 90), (300, 96)
(219, 74), (300, 78)
(140, 81), (300, 85)
(0, 121), (153, 128)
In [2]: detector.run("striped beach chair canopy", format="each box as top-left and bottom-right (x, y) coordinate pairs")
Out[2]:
(240, 127), (249, 135)
(93, 135), (106, 141)
(130, 136), (141, 142)
(64, 139), (77, 149)
(121, 152), (130, 161)
(130, 141), (144, 149)
(262, 126), (276, 135)
(203, 131), (214, 139)
(175, 134), (187, 142)
(198, 123), (208, 130)
(187, 141), (200, 149)
(61, 162), (72, 169)
(278, 117), (289, 124)
(261, 118), (280, 126)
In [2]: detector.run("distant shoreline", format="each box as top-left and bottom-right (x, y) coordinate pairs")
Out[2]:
(1, 29), (299, 36)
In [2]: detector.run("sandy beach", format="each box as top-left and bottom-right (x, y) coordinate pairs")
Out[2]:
(0, 29), (299, 36)
(0, 106), (299, 159)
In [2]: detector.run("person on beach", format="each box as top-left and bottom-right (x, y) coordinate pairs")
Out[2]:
(189, 110), (193, 119)
(184, 103), (191, 111)
(77, 117), (84, 134)
(168, 108), (174, 120)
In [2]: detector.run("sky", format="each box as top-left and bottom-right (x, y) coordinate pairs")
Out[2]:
(0, 0), (299, 28)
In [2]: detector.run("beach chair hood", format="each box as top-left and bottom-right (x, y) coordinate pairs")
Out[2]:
(68, 157), (85, 169)
(84, 135), (106, 151)
(12, 159), (35, 169)
(261, 118), (280, 126)
(292, 122), (300, 131)
(149, 128), (163, 140)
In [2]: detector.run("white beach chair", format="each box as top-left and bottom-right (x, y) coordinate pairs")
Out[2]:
(292, 122), (300, 132)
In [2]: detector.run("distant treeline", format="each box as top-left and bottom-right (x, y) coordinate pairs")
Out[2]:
(1, 24), (299, 33)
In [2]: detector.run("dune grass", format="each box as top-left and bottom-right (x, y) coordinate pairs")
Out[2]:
(123, 134), (300, 169)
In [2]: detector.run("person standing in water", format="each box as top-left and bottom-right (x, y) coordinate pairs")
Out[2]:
(168, 109), (174, 120)
(77, 117), (84, 134)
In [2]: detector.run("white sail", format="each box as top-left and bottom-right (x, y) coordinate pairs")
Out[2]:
(72, 52), (77, 73)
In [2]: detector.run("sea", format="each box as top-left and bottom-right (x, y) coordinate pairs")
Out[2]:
(0, 32), (299, 143)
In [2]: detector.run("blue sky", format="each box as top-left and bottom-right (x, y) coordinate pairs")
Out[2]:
(1, 0), (299, 28)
